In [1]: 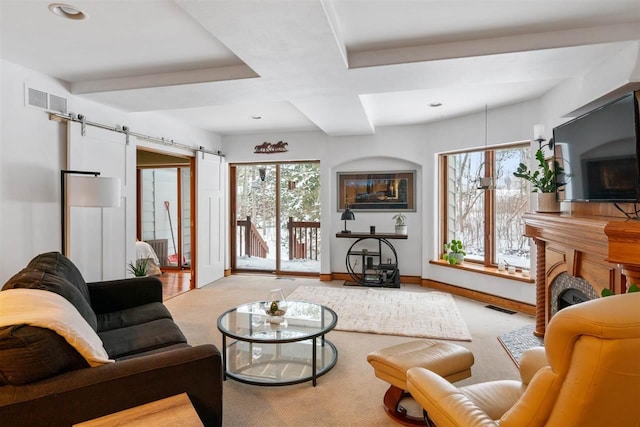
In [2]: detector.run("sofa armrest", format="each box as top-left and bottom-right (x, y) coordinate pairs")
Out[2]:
(0, 344), (223, 427)
(88, 276), (163, 314)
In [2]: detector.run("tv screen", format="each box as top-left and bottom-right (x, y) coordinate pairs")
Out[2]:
(553, 92), (640, 202)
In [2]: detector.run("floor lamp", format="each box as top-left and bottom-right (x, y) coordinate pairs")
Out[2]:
(61, 170), (121, 256)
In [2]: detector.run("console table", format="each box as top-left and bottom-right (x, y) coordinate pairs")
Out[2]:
(336, 232), (407, 287)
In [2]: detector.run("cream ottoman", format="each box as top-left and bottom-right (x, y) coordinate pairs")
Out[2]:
(367, 340), (474, 425)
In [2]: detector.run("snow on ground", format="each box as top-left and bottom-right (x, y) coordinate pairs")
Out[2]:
(236, 255), (320, 273)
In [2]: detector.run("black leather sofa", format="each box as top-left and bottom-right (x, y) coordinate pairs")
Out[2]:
(0, 252), (222, 426)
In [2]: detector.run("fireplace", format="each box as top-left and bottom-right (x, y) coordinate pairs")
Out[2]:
(550, 273), (598, 316)
(523, 213), (640, 337)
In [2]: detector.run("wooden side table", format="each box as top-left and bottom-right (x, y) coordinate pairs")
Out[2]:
(73, 393), (203, 427)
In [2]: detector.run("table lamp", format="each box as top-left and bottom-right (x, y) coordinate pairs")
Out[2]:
(341, 206), (355, 234)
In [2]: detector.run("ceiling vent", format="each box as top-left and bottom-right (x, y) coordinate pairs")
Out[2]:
(25, 85), (68, 114)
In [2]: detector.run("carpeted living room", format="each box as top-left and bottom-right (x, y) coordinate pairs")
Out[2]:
(3, 2), (640, 426)
(165, 274), (535, 426)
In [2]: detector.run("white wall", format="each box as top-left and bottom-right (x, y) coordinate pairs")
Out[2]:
(223, 101), (540, 304)
(0, 59), (221, 284)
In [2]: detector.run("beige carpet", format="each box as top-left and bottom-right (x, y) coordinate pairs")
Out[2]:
(165, 275), (535, 426)
(287, 285), (472, 341)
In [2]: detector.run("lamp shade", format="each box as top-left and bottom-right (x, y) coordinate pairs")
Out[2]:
(67, 175), (121, 207)
(341, 207), (355, 221)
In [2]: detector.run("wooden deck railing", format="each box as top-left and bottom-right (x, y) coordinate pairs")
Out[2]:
(288, 217), (320, 260)
(237, 216), (269, 258)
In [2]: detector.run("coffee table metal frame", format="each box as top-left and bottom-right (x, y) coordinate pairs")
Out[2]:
(217, 301), (338, 387)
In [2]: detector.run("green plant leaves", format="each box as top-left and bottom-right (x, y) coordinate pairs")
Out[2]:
(128, 258), (150, 276)
(512, 149), (561, 193)
(601, 288), (615, 297)
(601, 283), (639, 297)
(443, 240), (466, 264)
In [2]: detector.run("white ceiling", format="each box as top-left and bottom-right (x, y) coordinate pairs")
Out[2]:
(2, 0), (640, 136)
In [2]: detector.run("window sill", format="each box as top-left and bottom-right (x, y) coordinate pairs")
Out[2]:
(429, 259), (535, 284)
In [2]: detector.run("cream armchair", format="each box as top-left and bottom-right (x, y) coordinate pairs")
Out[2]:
(407, 292), (640, 427)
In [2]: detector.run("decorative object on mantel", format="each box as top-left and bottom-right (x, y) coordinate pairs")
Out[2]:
(254, 141), (288, 154)
(601, 283), (639, 297)
(513, 147), (563, 213)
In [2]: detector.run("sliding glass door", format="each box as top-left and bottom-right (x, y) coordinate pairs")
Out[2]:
(232, 162), (320, 274)
(234, 164), (277, 271)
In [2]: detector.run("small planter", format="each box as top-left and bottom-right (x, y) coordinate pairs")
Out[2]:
(395, 224), (407, 235)
(449, 252), (464, 265)
(536, 192), (560, 213)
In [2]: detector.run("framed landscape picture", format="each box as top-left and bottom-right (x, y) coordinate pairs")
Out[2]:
(337, 170), (416, 211)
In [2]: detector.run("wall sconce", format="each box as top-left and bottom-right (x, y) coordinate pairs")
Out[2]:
(534, 124), (555, 150)
(61, 170), (121, 256)
(341, 206), (355, 234)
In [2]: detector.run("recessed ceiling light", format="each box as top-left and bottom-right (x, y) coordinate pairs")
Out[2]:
(48, 3), (88, 20)
(251, 115), (262, 120)
(429, 102), (442, 107)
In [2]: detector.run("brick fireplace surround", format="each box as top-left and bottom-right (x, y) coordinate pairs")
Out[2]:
(523, 211), (640, 337)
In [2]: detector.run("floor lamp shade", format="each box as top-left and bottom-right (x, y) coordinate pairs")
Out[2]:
(61, 170), (121, 256)
(67, 176), (121, 207)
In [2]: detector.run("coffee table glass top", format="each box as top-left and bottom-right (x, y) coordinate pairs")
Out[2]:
(217, 301), (337, 341)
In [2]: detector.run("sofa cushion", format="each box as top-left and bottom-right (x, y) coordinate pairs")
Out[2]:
(0, 325), (89, 385)
(96, 302), (173, 332)
(99, 318), (188, 359)
(2, 269), (98, 331)
(26, 252), (90, 303)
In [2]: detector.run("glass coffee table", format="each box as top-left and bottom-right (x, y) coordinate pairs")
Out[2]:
(217, 301), (338, 386)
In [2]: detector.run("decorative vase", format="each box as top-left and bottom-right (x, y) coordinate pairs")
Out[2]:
(395, 225), (407, 235)
(264, 288), (288, 323)
(536, 192), (560, 213)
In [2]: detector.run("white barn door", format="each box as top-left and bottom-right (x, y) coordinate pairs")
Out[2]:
(67, 121), (135, 282)
(196, 151), (225, 287)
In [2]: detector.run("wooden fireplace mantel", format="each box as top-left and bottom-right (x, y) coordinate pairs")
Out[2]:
(523, 213), (640, 337)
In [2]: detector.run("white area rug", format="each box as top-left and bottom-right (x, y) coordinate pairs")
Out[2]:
(287, 286), (472, 341)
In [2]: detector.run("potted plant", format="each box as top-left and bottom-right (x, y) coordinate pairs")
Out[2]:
(442, 239), (465, 265)
(128, 258), (150, 277)
(513, 148), (562, 212)
(393, 213), (407, 235)
(601, 283), (639, 297)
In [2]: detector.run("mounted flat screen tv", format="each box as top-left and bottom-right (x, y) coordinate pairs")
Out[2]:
(553, 91), (640, 202)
